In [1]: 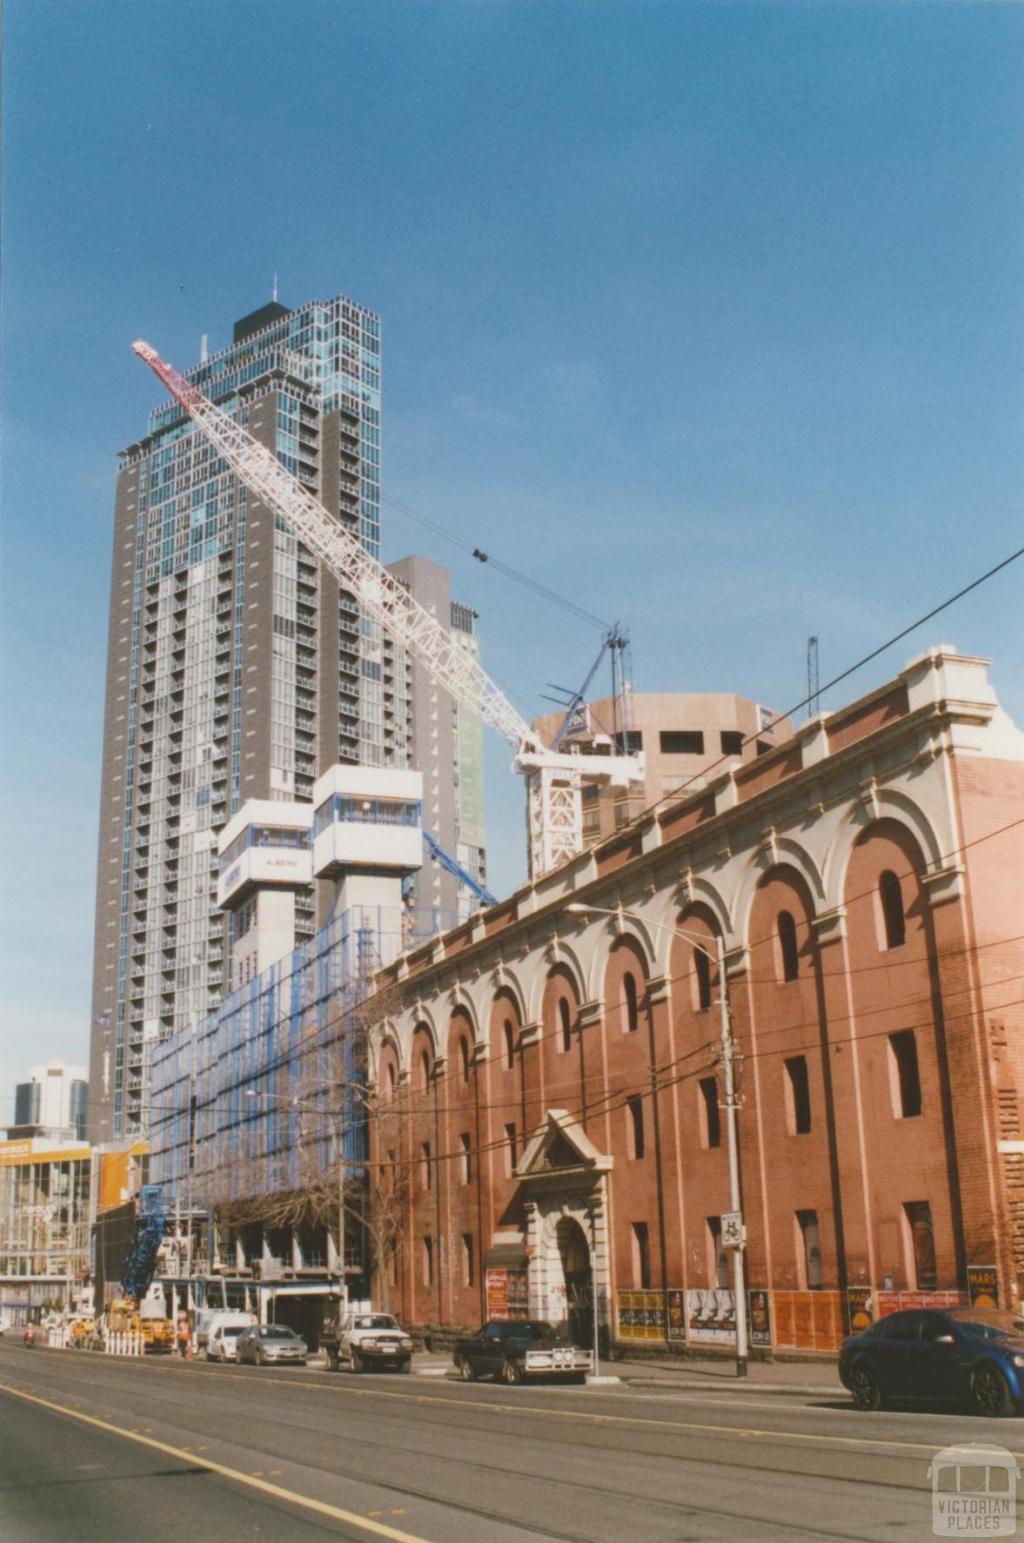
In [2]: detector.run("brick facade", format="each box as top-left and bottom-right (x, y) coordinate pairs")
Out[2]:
(366, 648), (1024, 1352)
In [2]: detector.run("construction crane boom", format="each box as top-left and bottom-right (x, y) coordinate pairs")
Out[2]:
(132, 340), (643, 877)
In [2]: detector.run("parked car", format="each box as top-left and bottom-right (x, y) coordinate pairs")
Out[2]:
(236, 1323), (308, 1366)
(206, 1322), (248, 1362)
(453, 1320), (593, 1385)
(320, 1308), (414, 1373)
(196, 1309), (254, 1356)
(840, 1308), (1024, 1416)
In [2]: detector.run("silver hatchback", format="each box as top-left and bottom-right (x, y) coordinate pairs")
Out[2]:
(236, 1323), (308, 1366)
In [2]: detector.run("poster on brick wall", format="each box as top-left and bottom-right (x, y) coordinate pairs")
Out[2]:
(846, 1286), (874, 1334)
(875, 1289), (964, 1320)
(968, 1266), (999, 1307)
(666, 1289), (686, 1342)
(617, 1289), (666, 1340)
(486, 1268), (529, 1320)
(687, 1287), (736, 1343)
(772, 1291), (843, 1351)
(748, 1289), (772, 1347)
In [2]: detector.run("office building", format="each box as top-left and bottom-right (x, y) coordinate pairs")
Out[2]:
(9, 1062), (88, 1142)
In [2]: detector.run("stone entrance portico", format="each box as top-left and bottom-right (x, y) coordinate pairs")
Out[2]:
(513, 1110), (614, 1333)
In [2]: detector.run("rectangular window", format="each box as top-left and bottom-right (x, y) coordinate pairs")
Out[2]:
(699, 1077), (721, 1149)
(903, 1201), (937, 1289)
(504, 1123), (517, 1177)
(627, 1096), (645, 1159)
(888, 1031), (922, 1119)
(707, 1216), (729, 1288)
(460, 1131), (472, 1184)
(720, 730), (744, 756)
(796, 1209), (822, 1290)
(632, 1221), (651, 1288)
(462, 1233), (474, 1287)
(420, 1140), (432, 1190)
(784, 1056), (812, 1134)
(659, 730), (705, 755)
(422, 1235), (433, 1287)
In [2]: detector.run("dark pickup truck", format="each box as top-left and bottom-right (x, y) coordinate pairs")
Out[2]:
(453, 1319), (593, 1385)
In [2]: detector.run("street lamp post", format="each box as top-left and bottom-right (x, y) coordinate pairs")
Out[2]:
(567, 902), (749, 1378)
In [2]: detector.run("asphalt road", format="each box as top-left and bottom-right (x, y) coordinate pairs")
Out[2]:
(1, 1340), (1020, 1542)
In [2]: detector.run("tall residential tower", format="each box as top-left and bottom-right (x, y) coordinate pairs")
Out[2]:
(89, 296), (401, 1140)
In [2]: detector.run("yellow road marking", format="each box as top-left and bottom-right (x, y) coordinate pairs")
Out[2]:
(0, 1381), (432, 1543)
(11, 1350), (1020, 1462)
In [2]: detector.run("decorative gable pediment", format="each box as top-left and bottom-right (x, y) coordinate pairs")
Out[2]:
(515, 1108), (613, 1179)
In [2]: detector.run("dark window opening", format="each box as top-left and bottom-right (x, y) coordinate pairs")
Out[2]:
(784, 1055), (812, 1134)
(720, 730), (745, 756)
(694, 946), (712, 1011)
(632, 1221), (651, 1288)
(627, 1095), (645, 1159)
(462, 1233), (474, 1286)
(559, 997), (572, 1053)
(797, 1209), (822, 1289)
(755, 740), (773, 757)
(660, 730), (705, 755)
(503, 1019), (516, 1069)
(460, 1131), (472, 1184)
(422, 1236), (433, 1286)
(889, 1030), (922, 1118)
(459, 1038), (471, 1083)
(419, 1049), (432, 1090)
(615, 730), (643, 754)
(707, 1216), (729, 1288)
(623, 971), (639, 1032)
(904, 1201), (937, 1289)
(504, 1123), (517, 1175)
(879, 870), (906, 950)
(778, 911), (799, 981)
(699, 1077), (721, 1149)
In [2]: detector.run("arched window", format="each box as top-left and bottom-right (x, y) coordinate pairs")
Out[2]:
(694, 946), (712, 1012)
(558, 997), (572, 1053)
(503, 1019), (516, 1070)
(879, 870), (906, 950)
(419, 1048), (432, 1090)
(459, 1037), (471, 1083)
(623, 971), (639, 1033)
(778, 911), (799, 982)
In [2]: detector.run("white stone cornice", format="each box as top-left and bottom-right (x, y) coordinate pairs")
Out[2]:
(812, 906), (847, 944)
(921, 864), (965, 906)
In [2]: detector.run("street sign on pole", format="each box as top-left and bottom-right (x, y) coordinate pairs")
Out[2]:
(721, 1210), (745, 1249)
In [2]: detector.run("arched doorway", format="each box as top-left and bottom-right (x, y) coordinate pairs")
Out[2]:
(557, 1217), (592, 1349)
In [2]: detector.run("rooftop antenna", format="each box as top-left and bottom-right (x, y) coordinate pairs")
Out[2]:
(272, 272), (278, 303)
(806, 635), (820, 718)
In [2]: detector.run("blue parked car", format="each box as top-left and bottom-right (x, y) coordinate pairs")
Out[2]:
(840, 1308), (1024, 1417)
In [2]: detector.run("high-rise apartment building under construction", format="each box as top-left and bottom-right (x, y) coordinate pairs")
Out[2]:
(89, 295), (484, 1140)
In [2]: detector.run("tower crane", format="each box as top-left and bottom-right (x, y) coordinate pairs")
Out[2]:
(132, 341), (643, 880)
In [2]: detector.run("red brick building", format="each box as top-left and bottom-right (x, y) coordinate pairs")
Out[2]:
(366, 648), (1024, 1355)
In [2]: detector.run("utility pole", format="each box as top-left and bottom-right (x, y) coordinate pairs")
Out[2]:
(716, 934), (748, 1378)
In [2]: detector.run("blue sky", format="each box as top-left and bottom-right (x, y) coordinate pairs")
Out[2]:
(2, 0), (1022, 1107)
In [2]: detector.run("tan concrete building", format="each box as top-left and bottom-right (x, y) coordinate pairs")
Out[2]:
(533, 692), (792, 846)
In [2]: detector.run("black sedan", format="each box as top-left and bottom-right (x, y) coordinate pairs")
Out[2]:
(840, 1308), (1024, 1416)
(453, 1320), (593, 1385)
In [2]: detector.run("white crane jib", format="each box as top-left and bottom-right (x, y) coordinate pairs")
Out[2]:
(131, 340), (643, 879)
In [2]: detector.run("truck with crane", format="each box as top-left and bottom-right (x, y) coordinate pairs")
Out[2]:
(103, 1184), (174, 1353)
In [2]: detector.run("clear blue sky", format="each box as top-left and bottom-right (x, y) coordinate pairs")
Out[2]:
(2, 0), (1022, 1108)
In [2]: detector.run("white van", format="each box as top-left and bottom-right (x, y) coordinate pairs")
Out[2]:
(207, 1319), (252, 1362)
(196, 1309), (254, 1357)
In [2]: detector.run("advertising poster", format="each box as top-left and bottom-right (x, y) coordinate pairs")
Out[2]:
(846, 1286), (873, 1335)
(968, 1266), (999, 1308)
(686, 1287), (736, 1343)
(617, 1289), (665, 1340)
(748, 1289), (771, 1347)
(875, 1289), (964, 1320)
(666, 1289), (686, 1343)
(486, 1268), (529, 1320)
(773, 1291), (843, 1351)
